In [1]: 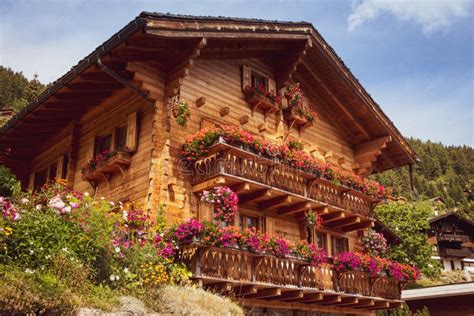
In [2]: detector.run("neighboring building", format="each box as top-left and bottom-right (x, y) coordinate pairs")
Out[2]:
(402, 282), (474, 316)
(428, 211), (474, 273)
(0, 12), (418, 314)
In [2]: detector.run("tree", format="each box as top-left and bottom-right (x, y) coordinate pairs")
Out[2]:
(375, 201), (440, 277)
(0, 165), (20, 197)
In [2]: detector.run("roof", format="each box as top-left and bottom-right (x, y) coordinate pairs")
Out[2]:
(0, 12), (418, 172)
(402, 282), (474, 300)
(373, 218), (402, 245)
(429, 211), (474, 226)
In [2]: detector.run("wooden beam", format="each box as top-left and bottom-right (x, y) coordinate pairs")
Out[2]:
(192, 176), (226, 193)
(231, 182), (250, 194)
(273, 290), (304, 301)
(325, 216), (360, 228)
(205, 282), (232, 293)
(354, 299), (374, 308)
(318, 294), (341, 305)
(232, 285), (257, 296)
(239, 189), (272, 204)
(342, 220), (374, 232)
(259, 195), (292, 209)
(80, 71), (133, 82)
(369, 301), (390, 310)
(275, 38), (312, 89)
(278, 201), (311, 215)
(335, 297), (358, 306)
(292, 292), (323, 303)
(355, 136), (391, 156)
(67, 81), (123, 91)
(389, 302), (403, 309)
(244, 288), (281, 299)
(52, 91), (112, 100)
(301, 59), (371, 140)
(320, 210), (344, 221)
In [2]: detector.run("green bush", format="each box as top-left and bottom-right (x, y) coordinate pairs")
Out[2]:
(0, 165), (20, 197)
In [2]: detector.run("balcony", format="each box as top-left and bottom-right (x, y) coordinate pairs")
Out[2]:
(182, 245), (404, 311)
(438, 234), (470, 242)
(439, 248), (471, 258)
(191, 138), (376, 231)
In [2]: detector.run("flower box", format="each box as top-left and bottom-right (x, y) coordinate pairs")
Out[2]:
(82, 151), (131, 184)
(284, 107), (313, 132)
(244, 87), (282, 117)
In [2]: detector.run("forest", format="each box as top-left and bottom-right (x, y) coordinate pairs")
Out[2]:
(1, 65), (472, 218)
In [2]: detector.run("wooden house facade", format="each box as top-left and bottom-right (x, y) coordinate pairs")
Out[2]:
(428, 212), (474, 273)
(0, 12), (418, 314)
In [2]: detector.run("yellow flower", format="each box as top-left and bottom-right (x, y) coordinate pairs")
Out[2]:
(4, 227), (12, 236)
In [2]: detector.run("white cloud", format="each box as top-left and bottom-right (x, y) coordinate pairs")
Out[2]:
(348, 0), (470, 34)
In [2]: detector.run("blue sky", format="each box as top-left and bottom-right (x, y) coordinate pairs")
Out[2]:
(1, 0), (472, 146)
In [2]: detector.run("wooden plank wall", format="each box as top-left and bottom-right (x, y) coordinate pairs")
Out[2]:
(163, 58), (360, 249)
(72, 88), (154, 205)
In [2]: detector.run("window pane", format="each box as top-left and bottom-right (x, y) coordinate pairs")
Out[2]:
(34, 168), (48, 191)
(48, 162), (57, 181)
(94, 134), (112, 156)
(61, 154), (69, 179)
(251, 72), (267, 91)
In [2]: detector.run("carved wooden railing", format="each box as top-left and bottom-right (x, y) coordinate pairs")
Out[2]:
(192, 139), (375, 217)
(438, 234), (470, 242)
(181, 245), (401, 300)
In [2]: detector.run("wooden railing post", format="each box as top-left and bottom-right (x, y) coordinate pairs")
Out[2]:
(332, 268), (340, 292)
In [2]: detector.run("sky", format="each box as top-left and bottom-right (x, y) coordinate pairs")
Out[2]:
(0, 0), (472, 146)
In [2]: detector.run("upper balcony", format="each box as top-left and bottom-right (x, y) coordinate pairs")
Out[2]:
(188, 136), (379, 231)
(182, 245), (404, 311)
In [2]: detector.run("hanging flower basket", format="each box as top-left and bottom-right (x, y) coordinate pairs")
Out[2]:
(200, 186), (239, 223)
(243, 85), (282, 116)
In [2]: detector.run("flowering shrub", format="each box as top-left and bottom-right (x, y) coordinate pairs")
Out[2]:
(200, 186), (239, 223)
(173, 218), (204, 245)
(244, 84), (282, 105)
(0, 197), (20, 221)
(181, 126), (387, 199)
(362, 229), (388, 257)
(334, 252), (419, 283)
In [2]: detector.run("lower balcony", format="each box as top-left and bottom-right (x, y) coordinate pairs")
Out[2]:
(438, 234), (470, 242)
(439, 248), (470, 258)
(182, 245), (404, 312)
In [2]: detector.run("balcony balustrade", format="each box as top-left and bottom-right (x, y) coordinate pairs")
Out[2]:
(439, 248), (471, 258)
(190, 138), (376, 230)
(181, 245), (404, 309)
(438, 234), (470, 242)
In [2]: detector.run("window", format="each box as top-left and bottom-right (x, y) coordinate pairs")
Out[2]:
(331, 236), (348, 255)
(48, 162), (57, 181)
(240, 214), (259, 231)
(94, 134), (112, 157)
(317, 232), (327, 251)
(251, 71), (267, 91)
(33, 168), (48, 191)
(115, 126), (127, 152)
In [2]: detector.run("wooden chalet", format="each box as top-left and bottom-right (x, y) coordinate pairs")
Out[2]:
(428, 211), (474, 272)
(0, 12), (418, 315)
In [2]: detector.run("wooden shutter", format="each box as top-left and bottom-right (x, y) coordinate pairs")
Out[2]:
(242, 65), (252, 90)
(267, 78), (276, 93)
(126, 112), (138, 152)
(86, 138), (95, 162)
(199, 202), (214, 222)
(265, 217), (276, 236)
(28, 173), (35, 190)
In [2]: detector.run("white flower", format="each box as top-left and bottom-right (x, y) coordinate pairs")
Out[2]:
(45, 255), (51, 259)
(101, 197), (105, 200)
(115, 275), (120, 280)
(63, 206), (72, 213)
(110, 274), (116, 281)
(115, 247), (121, 253)
(25, 268), (35, 274)
(84, 192), (90, 197)
(29, 249), (34, 254)
(122, 210), (128, 221)
(48, 196), (65, 210)
(13, 213), (21, 220)
(110, 201), (115, 206)
(21, 198), (29, 204)
(123, 267), (129, 273)
(62, 247), (69, 253)
(36, 204), (42, 210)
